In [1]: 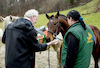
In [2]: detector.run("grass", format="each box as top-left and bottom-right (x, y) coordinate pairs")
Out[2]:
(82, 12), (100, 29)
(0, 22), (3, 29)
(35, 0), (100, 30)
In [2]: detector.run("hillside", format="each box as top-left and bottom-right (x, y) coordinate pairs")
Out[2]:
(35, 0), (100, 29)
(0, 0), (100, 29)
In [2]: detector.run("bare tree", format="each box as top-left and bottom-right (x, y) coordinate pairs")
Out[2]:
(0, 0), (93, 16)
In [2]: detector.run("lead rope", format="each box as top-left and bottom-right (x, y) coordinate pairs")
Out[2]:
(48, 48), (50, 68)
(47, 18), (61, 68)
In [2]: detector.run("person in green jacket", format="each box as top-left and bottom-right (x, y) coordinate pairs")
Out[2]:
(61, 10), (95, 68)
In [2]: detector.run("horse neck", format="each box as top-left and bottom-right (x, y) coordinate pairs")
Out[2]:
(60, 27), (65, 38)
(59, 18), (69, 37)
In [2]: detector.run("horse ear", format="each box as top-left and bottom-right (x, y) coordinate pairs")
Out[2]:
(57, 11), (59, 16)
(10, 15), (13, 21)
(46, 14), (50, 19)
(55, 11), (59, 18)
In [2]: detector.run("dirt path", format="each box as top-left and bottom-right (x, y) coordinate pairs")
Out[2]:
(35, 48), (97, 68)
(0, 44), (100, 68)
(0, 44), (5, 68)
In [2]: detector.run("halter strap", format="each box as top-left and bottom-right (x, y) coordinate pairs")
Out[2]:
(48, 30), (54, 34)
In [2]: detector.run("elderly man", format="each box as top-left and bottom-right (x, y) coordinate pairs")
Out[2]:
(2, 9), (58, 68)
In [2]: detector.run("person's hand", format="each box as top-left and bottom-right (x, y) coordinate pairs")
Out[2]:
(47, 39), (58, 46)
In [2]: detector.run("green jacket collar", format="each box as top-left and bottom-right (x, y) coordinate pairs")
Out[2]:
(68, 22), (81, 29)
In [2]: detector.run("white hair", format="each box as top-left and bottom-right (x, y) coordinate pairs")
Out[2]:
(24, 9), (39, 18)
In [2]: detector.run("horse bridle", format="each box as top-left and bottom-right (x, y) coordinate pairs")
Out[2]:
(48, 17), (61, 39)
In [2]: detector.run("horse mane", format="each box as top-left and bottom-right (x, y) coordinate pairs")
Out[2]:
(59, 14), (67, 21)
(57, 14), (69, 37)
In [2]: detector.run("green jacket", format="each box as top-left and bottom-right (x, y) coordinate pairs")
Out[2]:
(61, 23), (94, 68)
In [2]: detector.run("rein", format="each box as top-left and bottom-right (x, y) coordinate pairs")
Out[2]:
(48, 17), (61, 40)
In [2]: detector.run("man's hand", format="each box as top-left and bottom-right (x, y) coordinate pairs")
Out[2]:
(47, 39), (58, 46)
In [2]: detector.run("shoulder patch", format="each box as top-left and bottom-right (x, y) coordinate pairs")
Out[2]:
(87, 32), (93, 43)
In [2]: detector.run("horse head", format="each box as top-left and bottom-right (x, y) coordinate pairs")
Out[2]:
(46, 11), (69, 42)
(3, 15), (19, 30)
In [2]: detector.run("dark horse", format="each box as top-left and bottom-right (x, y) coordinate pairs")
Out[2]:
(46, 12), (100, 68)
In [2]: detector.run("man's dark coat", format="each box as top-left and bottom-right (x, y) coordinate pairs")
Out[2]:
(2, 18), (47, 68)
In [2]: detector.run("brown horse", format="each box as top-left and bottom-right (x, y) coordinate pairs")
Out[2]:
(37, 28), (63, 68)
(46, 12), (100, 68)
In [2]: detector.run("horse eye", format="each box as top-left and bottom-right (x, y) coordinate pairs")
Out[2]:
(54, 22), (58, 25)
(54, 23), (56, 25)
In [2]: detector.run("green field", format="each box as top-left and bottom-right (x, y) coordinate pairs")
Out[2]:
(35, 0), (100, 29)
(35, 12), (100, 29)
(0, 23), (2, 29)
(0, 0), (100, 30)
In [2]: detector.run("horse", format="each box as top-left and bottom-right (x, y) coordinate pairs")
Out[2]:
(0, 28), (3, 39)
(46, 11), (100, 68)
(0, 15), (19, 30)
(88, 25), (100, 68)
(36, 26), (63, 68)
(0, 16), (5, 22)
